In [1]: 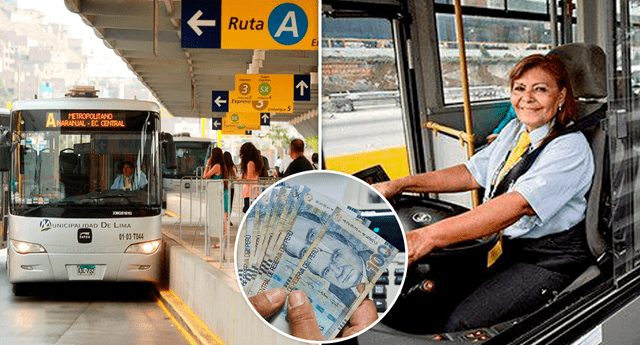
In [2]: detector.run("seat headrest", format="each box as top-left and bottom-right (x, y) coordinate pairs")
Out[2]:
(547, 43), (606, 100)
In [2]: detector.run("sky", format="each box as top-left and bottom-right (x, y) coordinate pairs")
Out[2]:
(17, 0), (136, 78)
(18, 0), (95, 39)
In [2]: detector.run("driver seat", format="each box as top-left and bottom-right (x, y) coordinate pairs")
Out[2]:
(547, 43), (610, 297)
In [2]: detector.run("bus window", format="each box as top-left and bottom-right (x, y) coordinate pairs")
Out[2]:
(11, 109), (160, 218)
(163, 139), (212, 180)
(322, 17), (410, 179)
(610, 1), (640, 283)
(435, 0), (548, 14)
(435, 13), (552, 104)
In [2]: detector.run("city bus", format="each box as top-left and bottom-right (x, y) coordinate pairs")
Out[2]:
(162, 134), (215, 196)
(323, 1), (640, 344)
(0, 87), (176, 295)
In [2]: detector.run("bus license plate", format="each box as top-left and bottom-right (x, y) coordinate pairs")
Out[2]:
(77, 264), (96, 276)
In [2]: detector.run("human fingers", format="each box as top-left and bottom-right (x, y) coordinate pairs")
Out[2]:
(338, 298), (378, 338)
(373, 181), (396, 199)
(287, 290), (324, 341)
(406, 229), (434, 266)
(249, 288), (286, 319)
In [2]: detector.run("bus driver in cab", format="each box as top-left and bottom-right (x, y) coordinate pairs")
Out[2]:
(375, 53), (595, 332)
(111, 161), (148, 191)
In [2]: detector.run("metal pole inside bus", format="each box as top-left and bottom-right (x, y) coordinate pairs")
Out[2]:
(453, 0), (479, 207)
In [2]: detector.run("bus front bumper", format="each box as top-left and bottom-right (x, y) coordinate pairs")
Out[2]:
(8, 246), (163, 284)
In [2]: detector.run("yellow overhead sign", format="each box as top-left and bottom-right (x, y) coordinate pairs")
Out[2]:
(228, 96), (293, 113)
(235, 74), (294, 101)
(182, 0), (318, 50)
(223, 1), (318, 50)
(222, 112), (261, 130)
(222, 126), (251, 135)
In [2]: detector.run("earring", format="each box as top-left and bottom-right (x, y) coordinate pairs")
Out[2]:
(558, 104), (563, 113)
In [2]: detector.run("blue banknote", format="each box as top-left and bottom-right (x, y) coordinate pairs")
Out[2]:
(272, 207), (399, 340)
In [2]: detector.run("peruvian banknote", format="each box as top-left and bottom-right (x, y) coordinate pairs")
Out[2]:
(270, 207), (399, 340)
(245, 186), (370, 297)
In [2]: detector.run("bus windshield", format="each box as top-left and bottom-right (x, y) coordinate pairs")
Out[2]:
(162, 140), (211, 179)
(10, 109), (161, 218)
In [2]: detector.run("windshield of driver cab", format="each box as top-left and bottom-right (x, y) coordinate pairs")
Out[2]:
(10, 109), (161, 218)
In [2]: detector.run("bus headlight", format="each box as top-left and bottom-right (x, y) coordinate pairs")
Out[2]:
(125, 240), (161, 254)
(10, 240), (47, 254)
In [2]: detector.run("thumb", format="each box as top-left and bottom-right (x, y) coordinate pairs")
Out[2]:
(249, 288), (286, 319)
(287, 290), (324, 341)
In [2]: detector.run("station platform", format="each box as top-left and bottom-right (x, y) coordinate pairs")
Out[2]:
(159, 195), (308, 345)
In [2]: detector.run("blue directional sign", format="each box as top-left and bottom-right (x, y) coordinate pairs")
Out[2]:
(182, 0), (222, 48)
(260, 113), (270, 126)
(211, 91), (229, 113)
(212, 117), (223, 130)
(293, 74), (311, 101)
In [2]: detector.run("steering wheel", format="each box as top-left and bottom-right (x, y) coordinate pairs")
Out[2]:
(381, 194), (500, 334)
(392, 193), (499, 271)
(392, 193), (494, 247)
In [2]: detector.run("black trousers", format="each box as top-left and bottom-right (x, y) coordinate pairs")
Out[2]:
(383, 223), (593, 334)
(243, 197), (250, 213)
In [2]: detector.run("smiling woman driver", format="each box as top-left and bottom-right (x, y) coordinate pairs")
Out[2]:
(375, 53), (595, 332)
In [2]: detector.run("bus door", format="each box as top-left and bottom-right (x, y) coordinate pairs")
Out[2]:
(608, 0), (640, 286)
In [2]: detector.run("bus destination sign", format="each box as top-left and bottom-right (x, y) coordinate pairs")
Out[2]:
(46, 112), (125, 128)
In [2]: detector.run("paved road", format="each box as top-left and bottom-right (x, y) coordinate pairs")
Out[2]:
(323, 104), (405, 157)
(0, 248), (191, 345)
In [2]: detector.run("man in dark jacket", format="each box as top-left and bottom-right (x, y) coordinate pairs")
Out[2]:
(283, 139), (314, 177)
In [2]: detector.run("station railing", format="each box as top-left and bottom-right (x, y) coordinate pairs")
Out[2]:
(166, 175), (277, 266)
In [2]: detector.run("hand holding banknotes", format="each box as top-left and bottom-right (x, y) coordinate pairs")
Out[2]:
(239, 179), (402, 340)
(249, 288), (378, 341)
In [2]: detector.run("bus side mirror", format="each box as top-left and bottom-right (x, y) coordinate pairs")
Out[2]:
(0, 131), (10, 172)
(162, 132), (177, 170)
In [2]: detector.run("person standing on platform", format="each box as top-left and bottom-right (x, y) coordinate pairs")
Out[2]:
(224, 151), (237, 225)
(203, 147), (229, 248)
(240, 142), (264, 213)
(283, 139), (314, 177)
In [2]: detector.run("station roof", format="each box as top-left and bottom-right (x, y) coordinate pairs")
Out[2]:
(63, 0), (319, 138)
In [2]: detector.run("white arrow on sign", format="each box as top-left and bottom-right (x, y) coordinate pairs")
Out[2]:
(188, 10), (217, 36)
(214, 95), (227, 108)
(213, 120), (221, 128)
(261, 114), (269, 121)
(295, 79), (309, 96)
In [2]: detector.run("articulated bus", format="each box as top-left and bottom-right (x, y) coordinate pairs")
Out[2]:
(0, 87), (176, 295)
(162, 134), (215, 196)
(323, 1), (640, 344)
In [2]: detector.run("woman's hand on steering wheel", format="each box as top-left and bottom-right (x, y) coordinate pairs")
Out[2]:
(406, 227), (436, 267)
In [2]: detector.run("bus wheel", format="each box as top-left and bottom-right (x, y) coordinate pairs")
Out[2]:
(12, 283), (31, 296)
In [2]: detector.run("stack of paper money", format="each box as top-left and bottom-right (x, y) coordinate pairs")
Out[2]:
(237, 182), (400, 340)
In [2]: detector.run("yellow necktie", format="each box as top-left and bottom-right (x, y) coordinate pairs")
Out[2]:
(496, 131), (530, 185)
(126, 176), (130, 189)
(487, 131), (530, 268)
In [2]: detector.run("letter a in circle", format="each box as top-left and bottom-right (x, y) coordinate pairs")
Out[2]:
(268, 3), (308, 46)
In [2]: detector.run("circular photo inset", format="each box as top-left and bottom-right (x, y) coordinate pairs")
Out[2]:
(234, 170), (407, 343)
